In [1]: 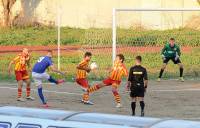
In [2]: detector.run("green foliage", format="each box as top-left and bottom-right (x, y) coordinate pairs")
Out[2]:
(0, 27), (200, 82)
(0, 27), (84, 45)
(0, 48), (199, 82)
(1, 27), (200, 46)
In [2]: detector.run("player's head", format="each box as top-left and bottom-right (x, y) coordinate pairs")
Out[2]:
(22, 48), (29, 56)
(169, 38), (175, 47)
(47, 50), (53, 57)
(135, 55), (142, 65)
(116, 54), (125, 63)
(84, 52), (92, 61)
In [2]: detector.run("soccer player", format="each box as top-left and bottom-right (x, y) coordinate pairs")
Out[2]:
(8, 48), (34, 102)
(87, 54), (128, 108)
(32, 50), (65, 108)
(76, 52), (93, 105)
(158, 38), (184, 82)
(127, 56), (148, 117)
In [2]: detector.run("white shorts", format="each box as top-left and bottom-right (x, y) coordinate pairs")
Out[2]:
(32, 72), (50, 86)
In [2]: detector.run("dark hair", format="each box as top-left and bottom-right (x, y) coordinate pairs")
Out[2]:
(47, 50), (53, 53)
(84, 52), (92, 57)
(136, 55), (142, 62)
(117, 54), (125, 63)
(170, 38), (175, 41)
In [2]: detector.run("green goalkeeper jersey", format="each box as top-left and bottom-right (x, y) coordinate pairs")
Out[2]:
(161, 43), (181, 58)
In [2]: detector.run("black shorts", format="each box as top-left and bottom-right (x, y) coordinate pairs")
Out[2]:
(163, 57), (181, 64)
(130, 85), (145, 98)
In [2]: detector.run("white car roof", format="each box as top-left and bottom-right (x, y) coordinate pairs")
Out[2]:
(0, 106), (76, 120)
(0, 106), (200, 128)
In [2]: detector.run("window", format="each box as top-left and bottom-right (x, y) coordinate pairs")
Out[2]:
(16, 123), (41, 128)
(0, 122), (11, 128)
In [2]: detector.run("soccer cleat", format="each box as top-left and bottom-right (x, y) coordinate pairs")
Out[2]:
(80, 87), (87, 92)
(116, 103), (122, 108)
(26, 96), (35, 100)
(157, 78), (161, 82)
(17, 97), (26, 102)
(141, 111), (145, 117)
(180, 77), (184, 82)
(57, 79), (65, 84)
(41, 104), (49, 108)
(83, 100), (94, 105)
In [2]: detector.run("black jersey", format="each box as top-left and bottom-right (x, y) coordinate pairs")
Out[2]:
(128, 65), (148, 86)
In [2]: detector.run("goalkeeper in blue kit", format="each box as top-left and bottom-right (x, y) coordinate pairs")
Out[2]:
(158, 38), (184, 82)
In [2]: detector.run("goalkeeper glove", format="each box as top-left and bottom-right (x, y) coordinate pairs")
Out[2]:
(175, 52), (180, 61)
(175, 55), (179, 61)
(161, 54), (166, 61)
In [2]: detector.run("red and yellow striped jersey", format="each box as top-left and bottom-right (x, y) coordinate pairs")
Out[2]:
(13, 53), (30, 71)
(76, 59), (89, 79)
(109, 62), (128, 81)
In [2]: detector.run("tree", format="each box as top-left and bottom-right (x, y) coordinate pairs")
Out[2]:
(197, 0), (200, 5)
(1, 0), (17, 27)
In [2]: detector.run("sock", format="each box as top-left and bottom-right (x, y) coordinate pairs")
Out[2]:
(180, 68), (183, 77)
(48, 76), (58, 84)
(38, 87), (46, 104)
(140, 101), (145, 112)
(82, 92), (89, 101)
(159, 69), (164, 78)
(18, 88), (22, 98)
(26, 87), (30, 97)
(131, 102), (136, 116)
(88, 84), (100, 93)
(112, 91), (120, 104)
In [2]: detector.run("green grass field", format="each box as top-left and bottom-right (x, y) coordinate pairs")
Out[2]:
(0, 27), (199, 81)
(1, 27), (200, 46)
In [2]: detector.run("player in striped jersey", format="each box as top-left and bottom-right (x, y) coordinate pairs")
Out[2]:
(87, 54), (128, 108)
(76, 52), (93, 105)
(8, 48), (34, 102)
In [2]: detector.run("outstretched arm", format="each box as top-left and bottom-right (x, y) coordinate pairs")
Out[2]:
(50, 64), (65, 75)
(8, 60), (14, 76)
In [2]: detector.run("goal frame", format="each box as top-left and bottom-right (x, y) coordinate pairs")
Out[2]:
(112, 8), (200, 64)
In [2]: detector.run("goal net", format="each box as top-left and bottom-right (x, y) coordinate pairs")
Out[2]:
(84, 8), (200, 80)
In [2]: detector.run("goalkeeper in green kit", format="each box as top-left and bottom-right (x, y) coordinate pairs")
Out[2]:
(158, 38), (184, 82)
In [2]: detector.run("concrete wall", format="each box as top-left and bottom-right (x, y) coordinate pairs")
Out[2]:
(0, 0), (200, 29)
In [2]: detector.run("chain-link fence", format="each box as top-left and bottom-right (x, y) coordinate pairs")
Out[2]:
(0, 11), (200, 82)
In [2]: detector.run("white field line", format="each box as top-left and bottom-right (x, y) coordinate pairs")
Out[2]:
(0, 86), (82, 96)
(1, 83), (200, 94)
(152, 88), (200, 92)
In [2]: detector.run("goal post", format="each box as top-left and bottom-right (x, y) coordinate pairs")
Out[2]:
(112, 8), (200, 64)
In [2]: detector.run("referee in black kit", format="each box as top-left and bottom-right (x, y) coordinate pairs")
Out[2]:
(127, 56), (148, 117)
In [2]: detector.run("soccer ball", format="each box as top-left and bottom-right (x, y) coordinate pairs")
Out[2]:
(90, 62), (98, 70)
